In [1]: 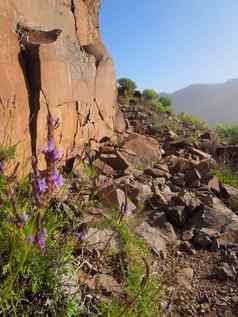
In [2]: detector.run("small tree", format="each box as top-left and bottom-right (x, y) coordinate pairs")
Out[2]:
(118, 78), (137, 97)
(142, 89), (158, 100)
(158, 96), (172, 109)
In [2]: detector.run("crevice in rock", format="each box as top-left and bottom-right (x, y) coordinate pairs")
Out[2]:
(82, 108), (91, 127)
(71, 0), (78, 39)
(18, 45), (41, 156)
(16, 23), (62, 156)
(94, 98), (104, 121)
(72, 101), (80, 149)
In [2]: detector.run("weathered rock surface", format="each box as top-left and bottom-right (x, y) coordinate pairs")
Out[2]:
(0, 0), (117, 166)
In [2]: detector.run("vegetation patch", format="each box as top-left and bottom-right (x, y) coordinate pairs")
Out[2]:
(215, 123), (238, 144)
(212, 168), (238, 189)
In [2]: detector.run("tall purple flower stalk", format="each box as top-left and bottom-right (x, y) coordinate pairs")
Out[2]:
(31, 114), (64, 207)
(30, 113), (64, 254)
(28, 228), (48, 255)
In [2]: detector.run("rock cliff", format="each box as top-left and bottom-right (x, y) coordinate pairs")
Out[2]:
(0, 0), (117, 165)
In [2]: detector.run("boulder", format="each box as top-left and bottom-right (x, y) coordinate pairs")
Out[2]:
(193, 228), (218, 247)
(97, 184), (137, 215)
(115, 176), (153, 205)
(144, 167), (171, 179)
(165, 205), (187, 227)
(135, 222), (168, 253)
(148, 212), (177, 242)
(86, 228), (119, 252)
(189, 197), (238, 231)
(215, 262), (236, 281)
(121, 133), (162, 167)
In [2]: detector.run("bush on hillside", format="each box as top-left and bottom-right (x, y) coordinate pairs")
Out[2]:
(118, 78), (137, 97)
(151, 100), (171, 114)
(215, 123), (238, 144)
(142, 89), (158, 100)
(178, 113), (208, 131)
(158, 96), (172, 109)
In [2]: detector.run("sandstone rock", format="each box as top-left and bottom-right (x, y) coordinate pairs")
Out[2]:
(153, 178), (166, 190)
(0, 12), (31, 168)
(114, 108), (126, 133)
(208, 176), (221, 194)
(179, 241), (196, 255)
(182, 192), (201, 210)
(224, 185), (238, 198)
(216, 262), (236, 281)
(99, 150), (130, 173)
(185, 168), (201, 185)
(165, 206), (186, 227)
(190, 148), (211, 160)
(170, 157), (196, 174)
(93, 158), (116, 177)
(121, 133), (162, 167)
(189, 197), (238, 231)
(195, 160), (211, 183)
(144, 167), (171, 179)
(115, 177), (153, 205)
(222, 185), (238, 209)
(148, 212), (177, 242)
(86, 228), (119, 252)
(135, 222), (167, 253)
(173, 173), (186, 187)
(218, 222), (238, 246)
(193, 228), (218, 247)
(153, 163), (170, 173)
(0, 0), (116, 167)
(97, 184), (137, 215)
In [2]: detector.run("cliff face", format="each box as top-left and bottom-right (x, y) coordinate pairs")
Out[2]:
(0, 0), (117, 165)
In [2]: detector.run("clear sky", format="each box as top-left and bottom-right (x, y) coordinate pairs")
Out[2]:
(100, 0), (238, 93)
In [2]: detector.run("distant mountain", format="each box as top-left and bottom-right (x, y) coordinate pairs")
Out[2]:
(165, 78), (238, 126)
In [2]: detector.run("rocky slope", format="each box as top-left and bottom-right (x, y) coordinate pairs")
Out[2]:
(0, 0), (117, 167)
(70, 103), (238, 316)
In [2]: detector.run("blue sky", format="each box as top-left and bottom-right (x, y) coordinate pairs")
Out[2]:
(100, 0), (238, 92)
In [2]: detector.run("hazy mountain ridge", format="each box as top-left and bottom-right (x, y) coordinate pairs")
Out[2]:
(165, 78), (238, 126)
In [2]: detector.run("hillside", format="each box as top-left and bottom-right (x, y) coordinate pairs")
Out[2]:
(167, 78), (238, 126)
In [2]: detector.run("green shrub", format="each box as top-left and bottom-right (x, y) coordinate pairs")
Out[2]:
(118, 78), (137, 97)
(215, 123), (238, 144)
(158, 96), (171, 109)
(142, 89), (158, 101)
(151, 101), (170, 114)
(178, 113), (208, 131)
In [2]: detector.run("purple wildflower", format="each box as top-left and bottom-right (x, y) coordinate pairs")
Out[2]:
(27, 234), (35, 244)
(27, 228), (48, 255)
(36, 177), (48, 194)
(51, 168), (64, 189)
(42, 140), (62, 163)
(75, 223), (87, 241)
(35, 228), (48, 254)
